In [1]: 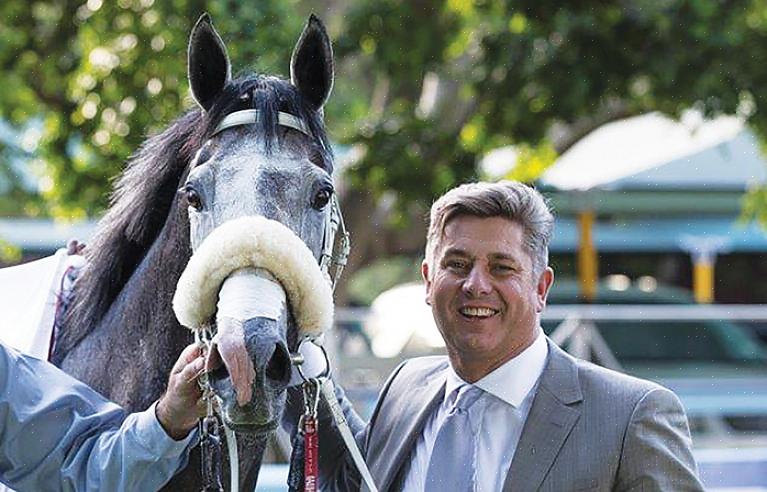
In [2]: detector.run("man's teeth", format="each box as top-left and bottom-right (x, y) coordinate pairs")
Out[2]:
(460, 307), (497, 317)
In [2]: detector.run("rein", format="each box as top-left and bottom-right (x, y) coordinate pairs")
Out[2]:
(190, 109), (370, 492)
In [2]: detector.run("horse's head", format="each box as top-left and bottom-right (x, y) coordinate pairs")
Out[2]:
(176, 14), (337, 434)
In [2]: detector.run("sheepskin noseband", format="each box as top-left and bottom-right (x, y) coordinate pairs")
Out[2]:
(173, 216), (333, 336)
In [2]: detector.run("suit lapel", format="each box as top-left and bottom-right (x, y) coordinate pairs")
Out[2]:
(372, 364), (447, 492)
(504, 340), (583, 492)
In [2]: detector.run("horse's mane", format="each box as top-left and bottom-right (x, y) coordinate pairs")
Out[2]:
(55, 74), (332, 362)
(54, 110), (204, 358)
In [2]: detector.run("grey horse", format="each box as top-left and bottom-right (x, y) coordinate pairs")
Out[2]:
(52, 13), (336, 490)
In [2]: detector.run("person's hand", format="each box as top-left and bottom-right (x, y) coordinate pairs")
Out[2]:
(66, 239), (86, 255)
(156, 343), (207, 440)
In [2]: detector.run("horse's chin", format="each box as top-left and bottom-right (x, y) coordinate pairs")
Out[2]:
(221, 416), (278, 435)
(217, 396), (285, 435)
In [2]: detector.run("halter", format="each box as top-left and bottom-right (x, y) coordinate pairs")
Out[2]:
(193, 109), (355, 492)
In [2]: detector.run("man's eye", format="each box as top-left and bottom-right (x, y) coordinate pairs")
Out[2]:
(446, 260), (468, 270)
(493, 264), (514, 273)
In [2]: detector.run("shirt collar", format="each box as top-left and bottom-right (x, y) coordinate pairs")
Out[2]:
(445, 330), (548, 408)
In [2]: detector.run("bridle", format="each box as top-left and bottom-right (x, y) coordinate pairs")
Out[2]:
(193, 108), (355, 492)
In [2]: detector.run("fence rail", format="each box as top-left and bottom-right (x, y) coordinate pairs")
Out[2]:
(336, 304), (767, 324)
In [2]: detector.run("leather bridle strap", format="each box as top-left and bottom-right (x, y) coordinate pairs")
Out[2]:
(212, 109), (311, 137)
(319, 377), (379, 492)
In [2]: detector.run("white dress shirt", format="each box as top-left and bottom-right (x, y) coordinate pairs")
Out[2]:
(402, 331), (549, 491)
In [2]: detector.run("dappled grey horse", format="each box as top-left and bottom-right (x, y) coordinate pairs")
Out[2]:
(52, 13), (338, 490)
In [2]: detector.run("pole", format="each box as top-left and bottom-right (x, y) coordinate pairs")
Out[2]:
(578, 210), (598, 302)
(692, 254), (715, 304)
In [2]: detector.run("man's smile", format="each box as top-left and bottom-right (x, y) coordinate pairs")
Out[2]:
(458, 306), (500, 319)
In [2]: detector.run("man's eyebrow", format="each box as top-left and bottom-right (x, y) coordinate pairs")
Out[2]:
(442, 247), (471, 258)
(489, 253), (519, 262)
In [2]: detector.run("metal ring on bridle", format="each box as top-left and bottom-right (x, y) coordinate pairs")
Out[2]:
(292, 337), (332, 384)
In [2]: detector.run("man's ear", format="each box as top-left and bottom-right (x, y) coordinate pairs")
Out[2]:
(535, 267), (554, 313)
(421, 260), (432, 305)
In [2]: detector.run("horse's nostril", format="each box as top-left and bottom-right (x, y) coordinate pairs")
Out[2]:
(265, 343), (290, 385)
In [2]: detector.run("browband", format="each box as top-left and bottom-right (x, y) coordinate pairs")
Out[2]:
(212, 109), (311, 136)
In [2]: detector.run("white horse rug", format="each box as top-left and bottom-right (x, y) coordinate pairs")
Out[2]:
(0, 249), (84, 360)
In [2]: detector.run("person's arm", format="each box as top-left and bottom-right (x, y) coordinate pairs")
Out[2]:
(0, 342), (203, 492)
(615, 387), (704, 491)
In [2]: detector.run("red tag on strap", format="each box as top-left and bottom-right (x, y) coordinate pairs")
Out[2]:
(304, 415), (319, 492)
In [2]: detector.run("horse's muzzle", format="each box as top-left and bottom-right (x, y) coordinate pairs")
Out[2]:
(208, 315), (291, 432)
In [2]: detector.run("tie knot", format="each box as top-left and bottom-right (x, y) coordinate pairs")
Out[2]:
(452, 384), (483, 413)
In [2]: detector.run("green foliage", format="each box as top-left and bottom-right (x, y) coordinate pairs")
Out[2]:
(346, 255), (423, 306)
(3, 0), (767, 219)
(0, 237), (21, 263)
(0, 0), (303, 218)
(346, 118), (477, 209)
(336, 0), (767, 210)
(742, 185), (767, 227)
(505, 141), (557, 183)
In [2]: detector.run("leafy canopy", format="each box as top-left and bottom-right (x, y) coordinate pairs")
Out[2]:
(2, 0), (767, 221)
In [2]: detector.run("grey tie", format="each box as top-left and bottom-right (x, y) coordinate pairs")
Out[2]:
(424, 384), (484, 492)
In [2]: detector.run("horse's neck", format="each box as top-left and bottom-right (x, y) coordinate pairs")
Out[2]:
(60, 211), (193, 409)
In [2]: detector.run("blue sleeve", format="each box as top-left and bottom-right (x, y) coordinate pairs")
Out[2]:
(0, 343), (197, 491)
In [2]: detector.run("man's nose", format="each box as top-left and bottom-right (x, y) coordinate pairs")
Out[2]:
(462, 266), (492, 297)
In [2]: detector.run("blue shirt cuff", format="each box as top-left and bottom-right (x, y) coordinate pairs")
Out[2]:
(134, 401), (199, 457)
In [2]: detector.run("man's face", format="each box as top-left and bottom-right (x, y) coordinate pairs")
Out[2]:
(422, 215), (553, 379)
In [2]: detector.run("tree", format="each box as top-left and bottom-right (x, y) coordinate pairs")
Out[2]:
(316, 0), (767, 298)
(4, 0), (767, 292)
(0, 0), (305, 217)
(337, 0), (767, 212)
(5, 1), (767, 217)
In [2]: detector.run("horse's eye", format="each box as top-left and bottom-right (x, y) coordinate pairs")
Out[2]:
(312, 188), (333, 210)
(185, 186), (203, 211)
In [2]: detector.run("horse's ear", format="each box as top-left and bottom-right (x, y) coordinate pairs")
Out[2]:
(188, 13), (231, 112)
(290, 14), (334, 111)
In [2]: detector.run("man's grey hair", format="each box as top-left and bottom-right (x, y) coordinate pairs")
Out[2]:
(425, 181), (554, 276)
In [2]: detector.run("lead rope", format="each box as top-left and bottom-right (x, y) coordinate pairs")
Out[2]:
(196, 329), (239, 492)
(285, 198), (378, 491)
(318, 377), (378, 492)
(289, 342), (379, 492)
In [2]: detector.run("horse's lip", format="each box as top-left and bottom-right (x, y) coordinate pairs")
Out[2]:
(221, 417), (278, 435)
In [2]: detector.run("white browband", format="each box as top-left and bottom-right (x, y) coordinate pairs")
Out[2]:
(212, 109), (311, 136)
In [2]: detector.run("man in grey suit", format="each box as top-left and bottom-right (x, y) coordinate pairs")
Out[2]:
(288, 180), (703, 491)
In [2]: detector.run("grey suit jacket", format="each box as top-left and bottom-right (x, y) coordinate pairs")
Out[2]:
(309, 339), (704, 491)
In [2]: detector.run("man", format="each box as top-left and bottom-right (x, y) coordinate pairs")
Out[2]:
(0, 341), (207, 491)
(290, 181), (703, 491)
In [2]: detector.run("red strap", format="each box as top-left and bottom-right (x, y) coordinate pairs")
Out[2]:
(304, 415), (319, 492)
